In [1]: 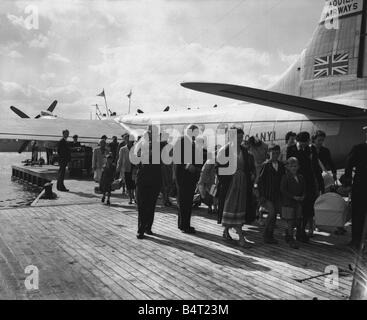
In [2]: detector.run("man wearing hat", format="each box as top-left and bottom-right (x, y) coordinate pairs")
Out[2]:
(344, 126), (367, 249)
(57, 129), (71, 191)
(118, 133), (128, 153)
(71, 134), (81, 148)
(287, 131), (324, 241)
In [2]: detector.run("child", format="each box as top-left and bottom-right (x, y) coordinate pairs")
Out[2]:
(280, 157), (306, 249)
(258, 144), (285, 244)
(198, 158), (219, 215)
(100, 153), (116, 205)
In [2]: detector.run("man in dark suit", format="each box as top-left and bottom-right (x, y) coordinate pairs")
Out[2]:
(345, 126), (367, 249)
(287, 131), (323, 242)
(135, 126), (162, 239)
(57, 129), (71, 191)
(173, 124), (203, 234)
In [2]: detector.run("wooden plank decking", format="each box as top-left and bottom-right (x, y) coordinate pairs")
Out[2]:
(0, 196), (355, 300)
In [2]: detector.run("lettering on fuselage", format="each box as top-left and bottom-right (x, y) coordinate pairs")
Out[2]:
(245, 131), (276, 142)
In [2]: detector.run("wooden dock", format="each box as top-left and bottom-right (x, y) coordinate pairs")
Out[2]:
(0, 189), (355, 300)
(11, 165), (58, 187)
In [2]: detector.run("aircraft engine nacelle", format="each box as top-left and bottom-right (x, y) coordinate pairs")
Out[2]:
(40, 110), (57, 118)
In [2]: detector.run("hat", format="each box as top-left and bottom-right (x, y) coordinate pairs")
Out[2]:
(296, 131), (310, 143)
(101, 135), (107, 140)
(73, 134), (78, 139)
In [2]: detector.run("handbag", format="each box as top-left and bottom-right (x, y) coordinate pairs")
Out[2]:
(209, 184), (218, 197)
(281, 206), (295, 220)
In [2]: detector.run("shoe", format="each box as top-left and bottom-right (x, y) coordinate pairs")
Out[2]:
(289, 240), (300, 249)
(182, 227), (196, 234)
(128, 200), (133, 204)
(106, 199), (110, 206)
(136, 233), (145, 239)
(239, 239), (252, 248)
(264, 238), (279, 245)
(145, 230), (154, 236)
(101, 196), (105, 203)
(223, 230), (233, 241)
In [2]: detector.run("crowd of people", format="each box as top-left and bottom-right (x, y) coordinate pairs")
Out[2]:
(56, 124), (367, 250)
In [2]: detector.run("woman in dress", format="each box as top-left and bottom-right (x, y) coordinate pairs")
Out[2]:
(216, 127), (256, 247)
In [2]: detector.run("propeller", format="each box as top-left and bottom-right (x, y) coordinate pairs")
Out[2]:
(35, 100), (58, 118)
(213, 104), (218, 108)
(10, 106), (30, 118)
(47, 100), (58, 113)
(137, 109), (144, 114)
(18, 140), (31, 154)
(10, 100), (58, 153)
(163, 106), (170, 112)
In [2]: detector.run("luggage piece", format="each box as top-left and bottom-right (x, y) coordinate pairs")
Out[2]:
(314, 192), (348, 227)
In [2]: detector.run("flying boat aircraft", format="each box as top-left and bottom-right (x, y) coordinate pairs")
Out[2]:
(0, 0), (366, 298)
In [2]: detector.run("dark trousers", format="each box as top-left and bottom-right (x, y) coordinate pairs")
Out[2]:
(136, 184), (161, 235)
(263, 200), (280, 239)
(176, 171), (199, 230)
(57, 160), (67, 189)
(351, 190), (367, 246)
(46, 148), (53, 165)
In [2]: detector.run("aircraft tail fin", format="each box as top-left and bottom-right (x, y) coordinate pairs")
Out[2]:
(271, 0), (367, 106)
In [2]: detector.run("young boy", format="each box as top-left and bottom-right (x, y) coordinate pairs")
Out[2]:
(280, 157), (306, 249)
(100, 153), (116, 205)
(258, 144), (285, 244)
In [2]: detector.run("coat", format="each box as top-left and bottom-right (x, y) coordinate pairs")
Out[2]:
(345, 143), (367, 198)
(287, 144), (324, 196)
(116, 145), (132, 178)
(92, 147), (108, 171)
(216, 144), (256, 224)
(57, 138), (71, 163)
(258, 160), (285, 203)
(99, 163), (116, 193)
(280, 172), (306, 208)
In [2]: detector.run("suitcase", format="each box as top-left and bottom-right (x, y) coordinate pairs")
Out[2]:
(314, 192), (348, 227)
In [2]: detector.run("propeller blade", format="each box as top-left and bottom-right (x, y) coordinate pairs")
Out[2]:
(35, 114), (41, 119)
(18, 140), (30, 153)
(137, 109), (144, 114)
(163, 106), (170, 112)
(47, 100), (58, 112)
(10, 106), (30, 118)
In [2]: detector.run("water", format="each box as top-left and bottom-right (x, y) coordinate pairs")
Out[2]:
(0, 152), (41, 208)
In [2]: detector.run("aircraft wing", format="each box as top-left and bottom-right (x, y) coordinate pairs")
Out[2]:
(181, 82), (367, 118)
(0, 118), (126, 143)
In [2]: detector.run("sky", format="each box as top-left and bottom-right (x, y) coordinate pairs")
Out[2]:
(0, 0), (325, 119)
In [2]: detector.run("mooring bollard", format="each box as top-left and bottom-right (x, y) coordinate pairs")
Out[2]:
(43, 182), (54, 199)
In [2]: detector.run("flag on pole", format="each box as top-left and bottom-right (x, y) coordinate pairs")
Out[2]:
(127, 90), (132, 98)
(97, 89), (105, 97)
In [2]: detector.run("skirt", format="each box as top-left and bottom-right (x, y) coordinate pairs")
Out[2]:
(222, 170), (247, 227)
